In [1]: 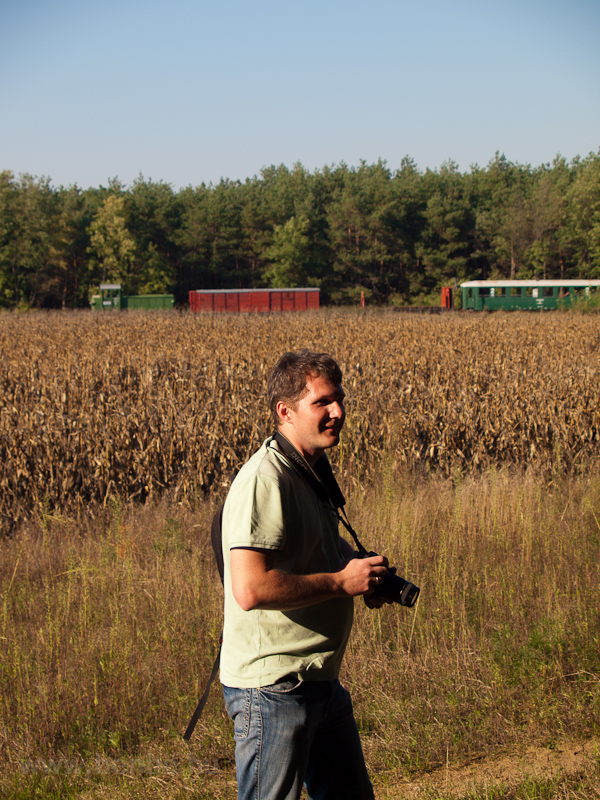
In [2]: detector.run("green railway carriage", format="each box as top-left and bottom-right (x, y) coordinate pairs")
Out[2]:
(90, 284), (175, 311)
(461, 280), (600, 311)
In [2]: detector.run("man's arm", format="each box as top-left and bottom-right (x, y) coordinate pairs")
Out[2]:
(230, 547), (389, 611)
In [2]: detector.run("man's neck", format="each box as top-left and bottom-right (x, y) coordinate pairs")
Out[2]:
(276, 428), (322, 468)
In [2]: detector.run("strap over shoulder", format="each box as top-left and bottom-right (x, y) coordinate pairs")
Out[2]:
(273, 431), (366, 555)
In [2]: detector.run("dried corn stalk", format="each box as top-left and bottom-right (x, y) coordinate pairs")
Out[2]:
(1, 309), (599, 534)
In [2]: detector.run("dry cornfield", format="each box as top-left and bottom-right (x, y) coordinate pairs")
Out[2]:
(1, 308), (599, 536)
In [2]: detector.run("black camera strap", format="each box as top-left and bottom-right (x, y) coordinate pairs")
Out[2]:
(183, 642), (221, 741)
(273, 432), (367, 555)
(184, 506), (225, 741)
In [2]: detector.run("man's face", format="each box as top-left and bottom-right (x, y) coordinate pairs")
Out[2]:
(278, 374), (345, 465)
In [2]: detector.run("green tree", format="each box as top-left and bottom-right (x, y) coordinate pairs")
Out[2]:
(325, 160), (398, 303)
(0, 172), (59, 308)
(126, 176), (179, 295)
(473, 154), (534, 279)
(87, 195), (136, 291)
(388, 157), (427, 301)
(0, 170), (24, 307)
(415, 161), (475, 292)
(522, 159), (571, 279)
(175, 183), (213, 294)
(564, 151), (600, 276)
(263, 214), (314, 287)
(205, 179), (245, 285)
(47, 185), (99, 308)
(239, 178), (274, 281)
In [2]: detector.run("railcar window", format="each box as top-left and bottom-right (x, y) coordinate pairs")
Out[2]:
(480, 288), (491, 296)
(543, 287), (554, 297)
(510, 287), (522, 297)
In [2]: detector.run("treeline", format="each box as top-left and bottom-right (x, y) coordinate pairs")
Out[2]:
(1, 151), (599, 309)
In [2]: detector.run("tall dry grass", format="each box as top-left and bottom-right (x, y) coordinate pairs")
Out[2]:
(1, 469), (599, 798)
(345, 468), (600, 776)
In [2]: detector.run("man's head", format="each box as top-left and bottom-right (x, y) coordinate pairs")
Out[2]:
(268, 350), (345, 465)
(268, 350), (343, 425)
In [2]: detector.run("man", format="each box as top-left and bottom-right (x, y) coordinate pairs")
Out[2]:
(220, 350), (390, 800)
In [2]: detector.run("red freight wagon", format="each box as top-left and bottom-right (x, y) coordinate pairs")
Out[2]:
(189, 288), (320, 313)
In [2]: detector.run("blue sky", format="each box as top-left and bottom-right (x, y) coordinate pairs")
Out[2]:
(1, 0), (599, 190)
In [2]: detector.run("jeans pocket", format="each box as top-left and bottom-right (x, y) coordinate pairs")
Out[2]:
(223, 687), (252, 740)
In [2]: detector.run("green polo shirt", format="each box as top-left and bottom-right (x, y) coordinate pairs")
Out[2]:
(219, 436), (354, 688)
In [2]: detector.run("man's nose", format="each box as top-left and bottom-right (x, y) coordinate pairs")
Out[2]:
(329, 401), (344, 418)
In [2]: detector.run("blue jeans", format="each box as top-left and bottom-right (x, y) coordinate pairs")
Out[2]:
(223, 678), (375, 800)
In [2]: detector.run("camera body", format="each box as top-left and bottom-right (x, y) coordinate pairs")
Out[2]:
(363, 551), (420, 608)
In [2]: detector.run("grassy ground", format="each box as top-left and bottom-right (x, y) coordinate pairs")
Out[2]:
(2, 464), (599, 799)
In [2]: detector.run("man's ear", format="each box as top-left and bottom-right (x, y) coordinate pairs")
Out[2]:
(276, 399), (293, 425)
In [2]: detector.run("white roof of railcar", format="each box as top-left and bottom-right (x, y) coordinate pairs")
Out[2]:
(460, 280), (600, 287)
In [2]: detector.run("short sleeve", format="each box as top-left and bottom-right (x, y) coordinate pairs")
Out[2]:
(224, 471), (286, 552)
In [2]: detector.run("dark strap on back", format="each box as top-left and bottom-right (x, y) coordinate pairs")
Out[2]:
(184, 506), (225, 741)
(211, 504), (225, 584)
(183, 642), (221, 741)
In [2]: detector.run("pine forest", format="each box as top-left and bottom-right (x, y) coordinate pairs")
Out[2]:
(1, 151), (600, 310)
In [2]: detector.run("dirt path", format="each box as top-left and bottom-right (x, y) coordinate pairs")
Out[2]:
(377, 738), (600, 798)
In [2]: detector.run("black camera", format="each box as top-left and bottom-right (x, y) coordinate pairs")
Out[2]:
(363, 551), (420, 607)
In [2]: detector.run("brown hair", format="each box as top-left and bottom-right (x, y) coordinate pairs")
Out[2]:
(267, 350), (343, 426)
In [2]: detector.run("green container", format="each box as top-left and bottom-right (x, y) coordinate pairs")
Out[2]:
(121, 294), (175, 310)
(91, 284), (174, 311)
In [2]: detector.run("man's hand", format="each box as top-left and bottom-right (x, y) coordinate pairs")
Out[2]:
(339, 553), (396, 608)
(338, 539), (394, 607)
(335, 553), (389, 597)
(363, 592), (395, 609)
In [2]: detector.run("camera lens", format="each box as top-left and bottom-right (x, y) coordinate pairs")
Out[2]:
(377, 571), (420, 607)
